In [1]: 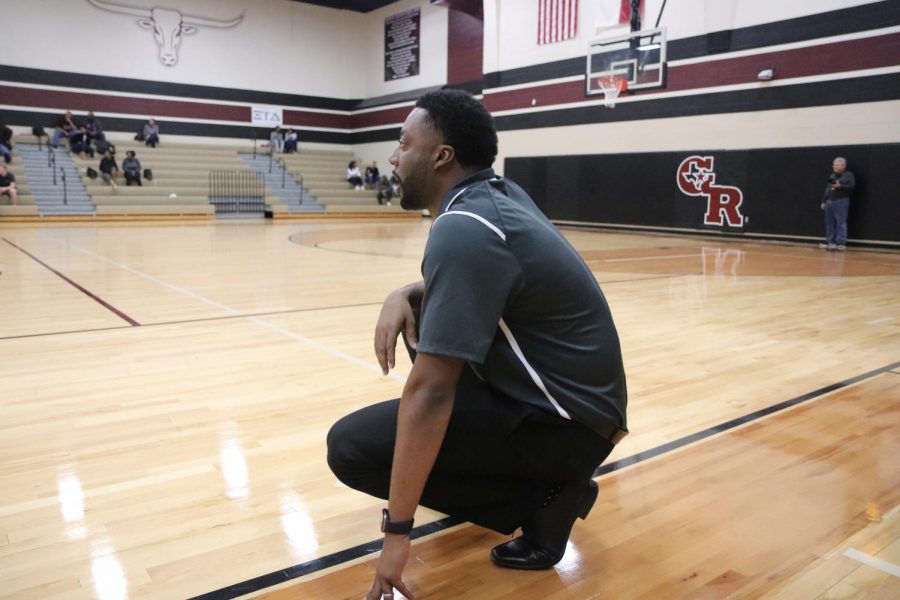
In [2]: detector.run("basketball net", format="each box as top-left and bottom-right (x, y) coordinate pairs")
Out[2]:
(598, 75), (627, 108)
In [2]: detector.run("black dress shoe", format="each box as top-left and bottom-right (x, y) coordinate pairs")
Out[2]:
(490, 479), (599, 570)
(490, 536), (564, 570)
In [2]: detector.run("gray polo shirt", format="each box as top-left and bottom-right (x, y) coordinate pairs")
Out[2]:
(417, 169), (627, 435)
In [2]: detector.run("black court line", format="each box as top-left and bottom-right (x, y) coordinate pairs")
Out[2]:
(3, 238), (140, 326)
(0, 301), (383, 342)
(189, 359), (900, 600)
(188, 517), (465, 600)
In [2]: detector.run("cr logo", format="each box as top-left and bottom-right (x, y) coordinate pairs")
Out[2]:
(676, 155), (744, 227)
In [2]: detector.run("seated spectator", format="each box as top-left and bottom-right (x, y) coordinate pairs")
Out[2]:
(376, 174), (393, 206)
(69, 126), (95, 159)
(84, 111), (106, 142)
(0, 123), (12, 164)
(99, 150), (119, 189)
(364, 161), (380, 189)
(269, 126), (284, 153)
(143, 119), (160, 148)
(390, 173), (401, 197)
(122, 150), (142, 186)
(51, 110), (79, 148)
(0, 164), (17, 205)
(346, 160), (364, 190)
(283, 129), (298, 153)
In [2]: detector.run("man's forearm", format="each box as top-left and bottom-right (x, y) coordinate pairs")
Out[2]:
(386, 385), (455, 522)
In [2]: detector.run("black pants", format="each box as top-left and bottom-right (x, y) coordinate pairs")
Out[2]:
(124, 172), (142, 186)
(327, 362), (613, 534)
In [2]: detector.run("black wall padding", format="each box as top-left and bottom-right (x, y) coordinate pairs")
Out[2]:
(505, 143), (900, 245)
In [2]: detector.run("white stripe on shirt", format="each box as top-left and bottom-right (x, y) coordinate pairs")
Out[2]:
(498, 319), (571, 420)
(433, 210), (506, 241)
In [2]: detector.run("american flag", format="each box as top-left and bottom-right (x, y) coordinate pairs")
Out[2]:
(537, 0), (578, 45)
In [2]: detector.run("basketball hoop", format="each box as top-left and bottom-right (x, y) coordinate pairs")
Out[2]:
(598, 75), (627, 108)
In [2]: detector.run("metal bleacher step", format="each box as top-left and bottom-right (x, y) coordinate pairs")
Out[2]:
(237, 153), (324, 214)
(16, 143), (95, 215)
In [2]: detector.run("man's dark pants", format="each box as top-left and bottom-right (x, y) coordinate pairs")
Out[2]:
(326, 360), (613, 534)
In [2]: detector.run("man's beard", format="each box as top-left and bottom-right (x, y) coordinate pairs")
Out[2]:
(398, 169), (428, 211)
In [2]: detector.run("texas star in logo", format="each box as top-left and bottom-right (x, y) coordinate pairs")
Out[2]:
(676, 156), (744, 227)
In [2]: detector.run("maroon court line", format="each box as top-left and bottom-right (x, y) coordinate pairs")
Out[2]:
(3, 237), (140, 326)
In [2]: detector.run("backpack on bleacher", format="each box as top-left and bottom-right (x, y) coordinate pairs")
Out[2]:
(95, 139), (115, 155)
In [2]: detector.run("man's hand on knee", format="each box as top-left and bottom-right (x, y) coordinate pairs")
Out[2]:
(374, 286), (420, 375)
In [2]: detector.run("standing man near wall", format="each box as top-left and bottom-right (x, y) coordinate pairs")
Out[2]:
(326, 89), (628, 600)
(819, 157), (855, 251)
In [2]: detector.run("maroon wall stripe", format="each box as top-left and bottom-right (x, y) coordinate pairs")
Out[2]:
(350, 105), (415, 130)
(3, 238), (141, 326)
(447, 5), (484, 86)
(483, 31), (900, 113)
(0, 86), (352, 129)
(666, 30), (900, 92)
(0, 85), (251, 122)
(2, 32), (896, 132)
(282, 109), (351, 129)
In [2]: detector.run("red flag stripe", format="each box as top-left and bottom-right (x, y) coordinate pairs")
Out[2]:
(538, 0), (578, 45)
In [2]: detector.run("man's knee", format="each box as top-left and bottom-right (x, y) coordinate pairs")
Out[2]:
(326, 414), (363, 481)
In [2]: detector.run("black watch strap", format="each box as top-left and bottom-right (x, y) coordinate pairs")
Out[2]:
(381, 508), (414, 535)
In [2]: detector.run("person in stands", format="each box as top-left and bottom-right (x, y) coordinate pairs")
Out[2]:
(0, 123), (13, 164)
(0, 164), (18, 205)
(84, 111), (106, 143)
(284, 129), (298, 153)
(69, 126), (95, 159)
(122, 151), (142, 186)
(347, 160), (364, 190)
(365, 161), (381, 189)
(99, 150), (119, 189)
(51, 110), (79, 148)
(143, 119), (160, 148)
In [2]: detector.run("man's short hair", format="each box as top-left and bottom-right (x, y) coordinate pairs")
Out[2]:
(833, 157), (847, 165)
(415, 89), (498, 170)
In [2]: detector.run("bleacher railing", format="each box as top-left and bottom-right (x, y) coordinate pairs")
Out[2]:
(208, 170), (266, 215)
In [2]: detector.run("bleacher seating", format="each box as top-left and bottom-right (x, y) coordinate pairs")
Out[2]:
(1, 133), (412, 219)
(72, 141), (248, 218)
(280, 150), (406, 214)
(0, 148), (38, 217)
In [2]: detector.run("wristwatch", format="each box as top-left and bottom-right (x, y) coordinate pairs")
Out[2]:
(381, 509), (414, 535)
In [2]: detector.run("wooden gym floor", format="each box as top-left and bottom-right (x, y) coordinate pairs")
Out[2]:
(0, 219), (898, 599)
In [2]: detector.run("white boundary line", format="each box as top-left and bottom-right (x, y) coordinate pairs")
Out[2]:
(41, 237), (405, 383)
(842, 548), (900, 578)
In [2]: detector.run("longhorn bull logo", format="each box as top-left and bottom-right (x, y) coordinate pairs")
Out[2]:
(86, 0), (244, 66)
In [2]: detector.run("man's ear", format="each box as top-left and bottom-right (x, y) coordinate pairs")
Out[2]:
(434, 145), (455, 169)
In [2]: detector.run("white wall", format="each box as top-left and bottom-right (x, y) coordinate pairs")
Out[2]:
(484, 0), (886, 73)
(2, 0), (450, 100)
(3, 0), (368, 98)
(363, 0), (449, 98)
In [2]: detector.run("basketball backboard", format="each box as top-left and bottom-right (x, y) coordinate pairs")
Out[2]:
(587, 27), (667, 95)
